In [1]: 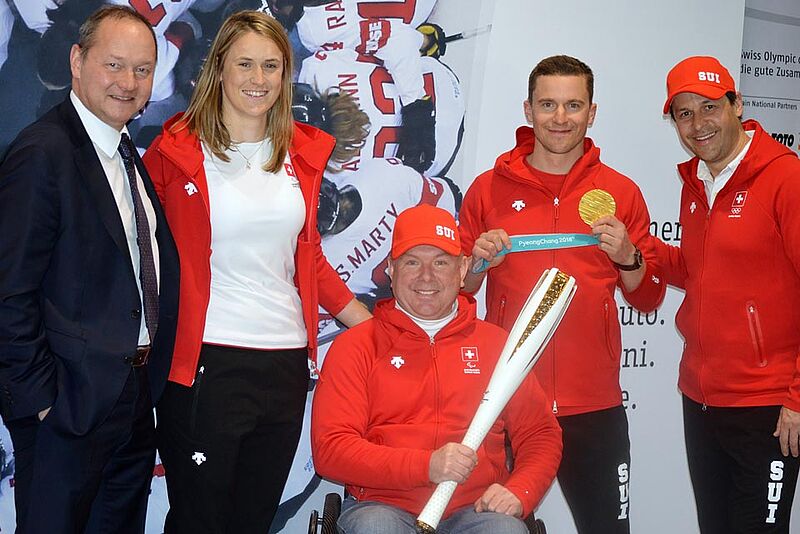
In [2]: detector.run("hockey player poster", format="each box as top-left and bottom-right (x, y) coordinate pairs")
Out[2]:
(0, 1), (487, 532)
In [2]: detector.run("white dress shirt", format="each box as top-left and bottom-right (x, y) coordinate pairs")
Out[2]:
(70, 91), (160, 346)
(696, 130), (754, 208)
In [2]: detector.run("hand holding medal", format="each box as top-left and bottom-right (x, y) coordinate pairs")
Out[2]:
(471, 189), (618, 273)
(584, 190), (642, 269)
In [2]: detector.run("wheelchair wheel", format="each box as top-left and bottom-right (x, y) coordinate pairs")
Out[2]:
(308, 509), (319, 534)
(321, 492), (342, 534)
(527, 518), (547, 534)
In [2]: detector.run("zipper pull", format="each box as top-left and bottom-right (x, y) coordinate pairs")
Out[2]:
(552, 400), (558, 414)
(701, 403), (707, 412)
(553, 197), (560, 220)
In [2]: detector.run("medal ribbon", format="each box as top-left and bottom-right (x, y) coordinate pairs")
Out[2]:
(471, 233), (599, 273)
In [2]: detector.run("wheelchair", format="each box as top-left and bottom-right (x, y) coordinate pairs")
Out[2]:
(308, 492), (547, 534)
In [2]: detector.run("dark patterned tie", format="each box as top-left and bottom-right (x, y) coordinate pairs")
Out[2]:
(118, 133), (159, 340)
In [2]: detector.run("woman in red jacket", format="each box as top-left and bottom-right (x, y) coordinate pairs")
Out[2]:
(142, 11), (370, 533)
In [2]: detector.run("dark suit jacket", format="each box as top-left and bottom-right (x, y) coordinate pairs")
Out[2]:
(0, 96), (179, 436)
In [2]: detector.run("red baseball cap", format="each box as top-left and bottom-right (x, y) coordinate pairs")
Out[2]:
(391, 205), (461, 259)
(663, 56), (736, 114)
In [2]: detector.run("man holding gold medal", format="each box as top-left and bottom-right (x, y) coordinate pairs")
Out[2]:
(459, 55), (665, 533)
(656, 56), (800, 534)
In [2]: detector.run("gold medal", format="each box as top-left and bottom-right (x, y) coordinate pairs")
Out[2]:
(578, 189), (616, 225)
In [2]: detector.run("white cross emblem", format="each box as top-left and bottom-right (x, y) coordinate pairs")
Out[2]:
(512, 200), (526, 212)
(390, 355), (405, 369)
(652, 275), (660, 284)
(735, 193), (744, 204)
(185, 182), (198, 196)
(689, 201), (696, 214)
(191, 452), (206, 465)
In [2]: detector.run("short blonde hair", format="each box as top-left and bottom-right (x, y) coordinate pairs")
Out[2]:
(175, 10), (294, 173)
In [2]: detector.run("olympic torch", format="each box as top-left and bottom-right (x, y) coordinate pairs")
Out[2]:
(415, 268), (577, 533)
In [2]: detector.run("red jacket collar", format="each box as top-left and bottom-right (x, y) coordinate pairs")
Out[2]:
(156, 114), (204, 178)
(154, 112), (336, 175)
(493, 126), (602, 193)
(677, 119), (797, 199)
(374, 294), (479, 340)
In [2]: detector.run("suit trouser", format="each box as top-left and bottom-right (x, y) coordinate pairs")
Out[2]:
(683, 396), (800, 534)
(157, 344), (307, 534)
(7, 365), (155, 534)
(556, 405), (631, 534)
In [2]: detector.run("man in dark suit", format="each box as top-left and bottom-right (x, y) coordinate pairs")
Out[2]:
(0, 6), (179, 533)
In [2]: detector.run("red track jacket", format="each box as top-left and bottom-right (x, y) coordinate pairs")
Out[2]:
(459, 127), (665, 416)
(311, 296), (562, 519)
(653, 120), (800, 410)
(143, 114), (353, 386)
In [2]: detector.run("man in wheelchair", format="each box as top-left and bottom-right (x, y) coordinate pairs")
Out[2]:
(311, 205), (562, 533)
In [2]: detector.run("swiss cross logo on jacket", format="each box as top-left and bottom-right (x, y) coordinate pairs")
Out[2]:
(729, 190), (748, 219)
(461, 347), (480, 375)
(284, 162), (296, 177)
(461, 347), (479, 362)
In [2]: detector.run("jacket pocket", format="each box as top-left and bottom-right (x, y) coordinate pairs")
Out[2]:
(603, 300), (617, 361)
(45, 328), (87, 363)
(497, 295), (507, 329)
(745, 301), (767, 367)
(189, 365), (205, 436)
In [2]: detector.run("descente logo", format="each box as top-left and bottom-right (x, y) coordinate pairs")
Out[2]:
(435, 225), (457, 240)
(698, 71), (721, 83)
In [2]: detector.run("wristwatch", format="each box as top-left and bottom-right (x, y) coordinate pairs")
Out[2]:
(614, 247), (643, 271)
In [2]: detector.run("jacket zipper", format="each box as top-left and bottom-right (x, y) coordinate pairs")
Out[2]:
(189, 365), (205, 436)
(695, 196), (712, 407)
(745, 301), (768, 367)
(430, 336), (441, 448)
(551, 196), (559, 414)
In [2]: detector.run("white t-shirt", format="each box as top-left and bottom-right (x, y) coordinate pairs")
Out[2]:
(201, 139), (308, 349)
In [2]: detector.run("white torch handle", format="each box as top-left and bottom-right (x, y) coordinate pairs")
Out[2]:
(416, 407), (498, 530)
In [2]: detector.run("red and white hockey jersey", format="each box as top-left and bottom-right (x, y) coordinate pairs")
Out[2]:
(299, 49), (465, 177)
(297, 2), (427, 106)
(321, 157), (456, 296)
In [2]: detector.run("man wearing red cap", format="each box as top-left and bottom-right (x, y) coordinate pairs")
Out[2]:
(311, 204), (562, 533)
(658, 55), (800, 533)
(459, 55), (665, 534)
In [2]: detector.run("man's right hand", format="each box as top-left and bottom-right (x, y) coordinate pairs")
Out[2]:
(38, 406), (51, 421)
(429, 442), (478, 484)
(471, 229), (512, 272)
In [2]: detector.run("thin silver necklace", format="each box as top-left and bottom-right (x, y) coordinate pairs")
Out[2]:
(231, 138), (266, 169)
